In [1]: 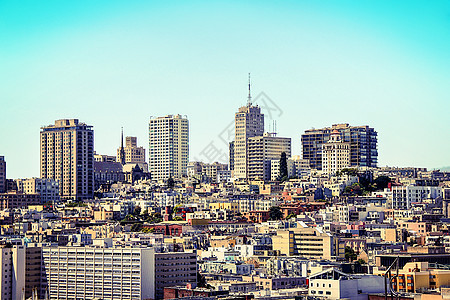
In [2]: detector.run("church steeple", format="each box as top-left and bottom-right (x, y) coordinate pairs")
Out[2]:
(247, 73), (252, 106)
(120, 127), (125, 165)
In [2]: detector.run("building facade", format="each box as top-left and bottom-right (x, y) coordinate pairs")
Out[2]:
(0, 156), (5, 193)
(40, 119), (94, 201)
(16, 178), (60, 203)
(247, 133), (291, 181)
(149, 115), (189, 180)
(117, 136), (146, 165)
(322, 130), (350, 175)
(234, 103), (264, 179)
(301, 123), (377, 170)
(42, 246), (156, 300)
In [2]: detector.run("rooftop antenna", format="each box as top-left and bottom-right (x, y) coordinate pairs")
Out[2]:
(247, 73), (252, 106)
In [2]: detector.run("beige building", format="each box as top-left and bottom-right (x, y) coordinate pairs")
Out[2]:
(40, 119), (94, 200)
(149, 115), (189, 180)
(247, 133), (291, 181)
(322, 130), (350, 175)
(272, 225), (334, 260)
(234, 98), (264, 179)
(117, 136), (146, 164)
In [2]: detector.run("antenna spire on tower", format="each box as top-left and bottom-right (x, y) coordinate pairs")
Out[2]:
(247, 73), (252, 106)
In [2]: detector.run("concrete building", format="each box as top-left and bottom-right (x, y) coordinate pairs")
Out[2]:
(0, 191), (41, 209)
(308, 268), (384, 300)
(187, 162), (229, 183)
(40, 119), (94, 201)
(94, 153), (116, 163)
(301, 123), (378, 170)
(0, 156), (5, 193)
(16, 177), (60, 203)
(42, 246), (156, 300)
(247, 133), (291, 181)
(117, 135), (146, 165)
(322, 130), (350, 175)
(392, 185), (443, 209)
(149, 115), (189, 180)
(233, 90), (264, 179)
(272, 224), (335, 260)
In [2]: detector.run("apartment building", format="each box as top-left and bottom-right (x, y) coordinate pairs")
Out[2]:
(0, 191), (41, 209)
(149, 115), (189, 180)
(392, 185), (443, 209)
(0, 156), (5, 193)
(187, 162), (229, 183)
(301, 123), (377, 170)
(234, 102), (264, 179)
(40, 119), (94, 201)
(16, 177), (60, 203)
(272, 225), (334, 259)
(247, 133), (291, 181)
(42, 246), (155, 300)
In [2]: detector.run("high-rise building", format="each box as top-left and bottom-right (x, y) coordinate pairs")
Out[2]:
(322, 130), (350, 175)
(40, 119), (94, 201)
(0, 156), (5, 193)
(301, 123), (378, 170)
(149, 115), (189, 180)
(247, 133), (291, 181)
(234, 78), (264, 179)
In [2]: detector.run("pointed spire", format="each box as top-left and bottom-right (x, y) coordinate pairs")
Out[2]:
(247, 73), (252, 106)
(120, 127), (125, 165)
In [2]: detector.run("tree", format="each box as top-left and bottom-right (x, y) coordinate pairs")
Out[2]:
(278, 152), (288, 182)
(167, 177), (175, 189)
(356, 258), (366, 265)
(344, 246), (357, 262)
(374, 176), (391, 190)
(269, 206), (283, 220)
(133, 206), (141, 216)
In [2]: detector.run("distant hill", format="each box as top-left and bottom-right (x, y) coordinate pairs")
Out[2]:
(436, 166), (450, 172)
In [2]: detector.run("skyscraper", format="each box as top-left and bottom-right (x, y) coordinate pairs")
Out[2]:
(40, 119), (94, 201)
(148, 115), (189, 180)
(0, 156), (5, 193)
(234, 76), (264, 179)
(301, 123), (378, 170)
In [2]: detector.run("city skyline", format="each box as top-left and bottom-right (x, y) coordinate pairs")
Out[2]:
(1, 1), (450, 178)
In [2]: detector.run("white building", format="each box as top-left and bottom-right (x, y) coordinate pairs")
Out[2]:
(43, 246), (155, 300)
(149, 115), (189, 180)
(392, 185), (443, 209)
(322, 130), (350, 175)
(308, 268), (384, 300)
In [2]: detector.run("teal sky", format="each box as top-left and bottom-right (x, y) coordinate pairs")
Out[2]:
(1, 1), (449, 178)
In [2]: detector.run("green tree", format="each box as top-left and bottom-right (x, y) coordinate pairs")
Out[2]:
(344, 246), (357, 262)
(278, 152), (288, 182)
(356, 258), (366, 265)
(269, 206), (283, 220)
(374, 176), (391, 190)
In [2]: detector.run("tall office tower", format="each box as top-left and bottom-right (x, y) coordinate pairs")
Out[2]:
(0, 156), (5, 193)
(234, 76), (264, 179)
(322, 130), (350, 175)
(40, 119), (94, 201)
(247, 133), (291, 181)
(117, 135), (146, 164)
(149, 115), (189, 180)
(301, 123), (378, 170)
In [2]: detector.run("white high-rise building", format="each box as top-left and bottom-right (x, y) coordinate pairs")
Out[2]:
(43, 247), (156, 300)
(40, 119), (94, 201)
(234, 81), (264, 179)
(149, 115), (189, 180)
(322, 130), (350, 175)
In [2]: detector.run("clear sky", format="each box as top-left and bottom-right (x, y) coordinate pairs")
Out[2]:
(1, 0), (449, 178)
